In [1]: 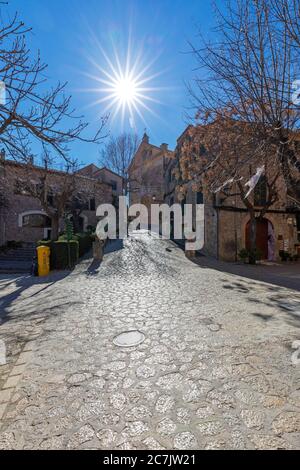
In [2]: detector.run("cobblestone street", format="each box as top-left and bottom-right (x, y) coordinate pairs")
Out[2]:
(0, 231), (300, 450)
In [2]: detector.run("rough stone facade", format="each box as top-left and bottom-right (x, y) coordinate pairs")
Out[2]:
(205, 174), (300, 262)
(164, 157), (178, 207)
(129, 134), (174, 227)
(0, 160), (113, 246)
(164, 127), (207, 248)
(166, 125), (300, 262)
(76, 165), (123, 198)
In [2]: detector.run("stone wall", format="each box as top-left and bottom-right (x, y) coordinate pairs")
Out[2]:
(169, 124), (299, 262)
(0, 161), (113, 245)
(129, 134), (174, 227)
(76, 165), (123, 198)
(129, 135), (174, 204)
(203, 203), (218, 259)
(217, 209), (298, 262)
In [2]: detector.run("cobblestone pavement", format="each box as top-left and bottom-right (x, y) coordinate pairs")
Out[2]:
(0, 231), (300, 450)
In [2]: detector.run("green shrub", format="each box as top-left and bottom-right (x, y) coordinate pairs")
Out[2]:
(57, 232), (93, 257)
(238, 248), (249, 262)
(279, 250), (290, 261)
(52, 240), (79, 269)
(74, 232), (93, 257)
(238, 247), (263, 264)
(37, 240), (79, 270)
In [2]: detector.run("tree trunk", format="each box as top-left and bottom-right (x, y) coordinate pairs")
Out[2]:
(275, 137), (300, 203)
(51, 216), (59, 241)
(93, 238), (104, 261)
(71, 211), (81, 233)
(249, 214), (257, 265)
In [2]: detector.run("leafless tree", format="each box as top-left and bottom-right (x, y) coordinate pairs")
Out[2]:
(67, 191), (95, 233)
(99, 132), (139, 194)
(188, 0), (300, 204)
(271, 0), (300, 48)
(175, 121), (283, 263)
(0, 6), (108, 164)
(20, 156), (79, 240)
(0, 148), (8, 209)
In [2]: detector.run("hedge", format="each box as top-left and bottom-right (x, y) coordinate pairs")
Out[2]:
(74, 232), (94, 257)
(37, 240), (79, 270)
(58, 232), (94, 258)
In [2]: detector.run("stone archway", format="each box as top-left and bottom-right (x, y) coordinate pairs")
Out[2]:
(18, 210), (51, 239)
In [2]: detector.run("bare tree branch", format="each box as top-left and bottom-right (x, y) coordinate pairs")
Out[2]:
(99, 132), (139, 194)
(0, 5), (108, 163)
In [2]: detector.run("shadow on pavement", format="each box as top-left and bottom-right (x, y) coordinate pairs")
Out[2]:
(84, 240), (124, 276)
(190, 255), (300, 328)
(191, 255), (300, 292)
(86, 260), (102, 276)
(104, 239), (124, 254)
(0, 271), (72, 328)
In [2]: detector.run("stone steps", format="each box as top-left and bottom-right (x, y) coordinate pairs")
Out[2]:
(0, 244), (35, 273)
(0, 261), (32, 273)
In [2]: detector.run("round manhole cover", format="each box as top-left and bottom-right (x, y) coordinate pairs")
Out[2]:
(113, 330), (145, 348)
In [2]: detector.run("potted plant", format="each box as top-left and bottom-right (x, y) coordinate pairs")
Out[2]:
(279, 250), (290, 262)
(238, 248), (249, 263)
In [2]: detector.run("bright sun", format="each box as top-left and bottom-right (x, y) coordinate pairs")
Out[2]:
(83, 38), (165, 129)
(114, 76), (138, 104)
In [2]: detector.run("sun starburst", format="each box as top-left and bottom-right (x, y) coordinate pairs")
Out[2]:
(82, 33), (168, 130)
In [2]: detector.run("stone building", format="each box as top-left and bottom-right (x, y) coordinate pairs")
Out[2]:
(166, 125), (300, 262)
(128, 133), (174, 227)
(164, 153), (178, 208)
(76, 165), (123, 201)
(205, 181), (300, 262)
(164, 126), (204, 242)
(0, 157), (113, 246)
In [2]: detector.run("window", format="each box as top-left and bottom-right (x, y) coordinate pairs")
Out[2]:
(89, 198), (96, 211)
(196, 192), (204, 204)
(254, 176), (267, 206)
(110, 180), (117, 191)
(297, 213), (300, 242)
(47, 193), (54, 206)
(22, 214), (51, 228)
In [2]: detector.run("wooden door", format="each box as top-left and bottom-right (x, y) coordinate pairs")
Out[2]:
(246, 218), (268, 259)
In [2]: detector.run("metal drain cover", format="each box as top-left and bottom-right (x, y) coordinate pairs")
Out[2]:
(113, 330), (145, 348)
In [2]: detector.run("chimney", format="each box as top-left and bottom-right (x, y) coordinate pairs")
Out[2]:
(160, 143), (168, 152)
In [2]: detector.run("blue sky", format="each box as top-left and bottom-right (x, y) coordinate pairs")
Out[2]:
(9, 0), (215, 166)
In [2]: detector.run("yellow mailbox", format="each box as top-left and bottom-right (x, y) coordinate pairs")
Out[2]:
(37, 245), (50, 277)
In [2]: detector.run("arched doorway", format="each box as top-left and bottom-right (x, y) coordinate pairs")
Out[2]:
(245, 218), (274, 260)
